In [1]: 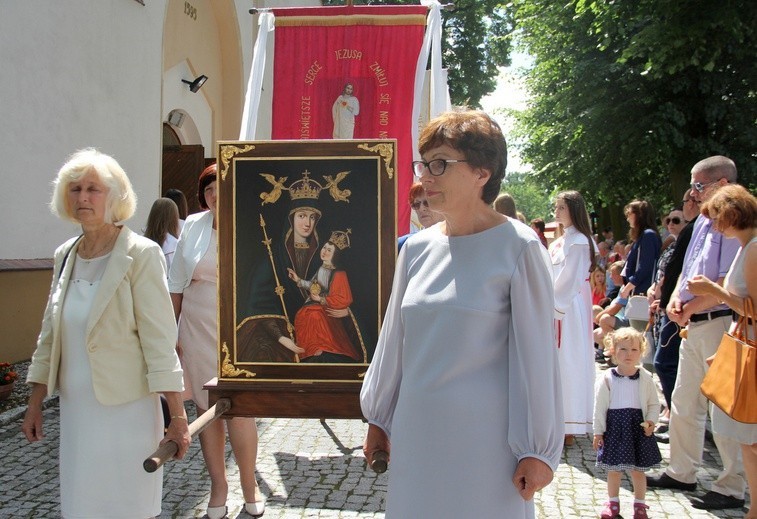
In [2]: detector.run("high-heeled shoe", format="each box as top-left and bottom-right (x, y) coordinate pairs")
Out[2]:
(206, 505), (228, 519)
(245, 496), (266, 517)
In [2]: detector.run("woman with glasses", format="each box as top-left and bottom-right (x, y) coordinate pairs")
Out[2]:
(662, 210), (687, 246)
(646, 193), (702, 433)
(361, 110), (562, 518)
(654, 207), (687, 293)
(646, 206), (685, 415)
(398, 182), (444, 250)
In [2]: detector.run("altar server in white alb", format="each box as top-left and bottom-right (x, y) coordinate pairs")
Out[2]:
(361, 110), (563, 518)
(549, 190), (597, 446)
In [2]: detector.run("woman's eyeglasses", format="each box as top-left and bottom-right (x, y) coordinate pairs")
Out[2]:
(411, 200), (430, 210)
(412, 159), (468, 177)
(664, 217), (682, 225)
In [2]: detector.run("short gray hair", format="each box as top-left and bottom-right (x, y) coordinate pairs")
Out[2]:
(691, 155), (737, 184)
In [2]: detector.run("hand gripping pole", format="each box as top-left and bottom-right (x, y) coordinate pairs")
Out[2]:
(143, 398), (232, 473)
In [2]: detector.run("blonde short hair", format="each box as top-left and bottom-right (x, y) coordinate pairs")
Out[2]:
(50, 148), (137, 224)
(609, 260), (625, 274)
(603, 327), (648, 363)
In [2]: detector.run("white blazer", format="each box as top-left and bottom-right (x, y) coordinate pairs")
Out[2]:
(168, 210), (214, 294)
(27, 226), (183, 405)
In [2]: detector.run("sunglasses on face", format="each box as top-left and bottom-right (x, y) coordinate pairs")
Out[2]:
(664, 217), (682, 225)
(690, 180), (718, 193)
(411, 200), (430, 210)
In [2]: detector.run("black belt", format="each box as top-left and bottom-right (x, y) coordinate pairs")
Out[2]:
(690, 309), (733, 322)
(734, 313), (755, 325)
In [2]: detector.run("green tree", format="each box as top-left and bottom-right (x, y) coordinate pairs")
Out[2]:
(501, 172), (554, 222)
(510, 0), (756, 216)
(321, 0), (513, 107)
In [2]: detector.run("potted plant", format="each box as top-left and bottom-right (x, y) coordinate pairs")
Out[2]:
(0, 362), (19, 402)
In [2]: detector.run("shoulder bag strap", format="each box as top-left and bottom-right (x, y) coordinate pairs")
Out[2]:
(58, 235), (83, 282)
(738, 297), (756, 346)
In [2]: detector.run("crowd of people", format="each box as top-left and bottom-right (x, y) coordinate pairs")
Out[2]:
(20, 110), (755, 519)
(380, 125), (755, 519)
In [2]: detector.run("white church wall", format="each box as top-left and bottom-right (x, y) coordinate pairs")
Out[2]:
(162, 61), (213, 150)
(0, 1), (169, 258)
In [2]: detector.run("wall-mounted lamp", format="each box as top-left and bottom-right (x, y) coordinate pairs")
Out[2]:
(167, 110), (185, 128)
(181, 75), (208, 93)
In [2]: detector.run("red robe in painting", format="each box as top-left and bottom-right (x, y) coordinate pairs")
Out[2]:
(294, 270), (362, 361)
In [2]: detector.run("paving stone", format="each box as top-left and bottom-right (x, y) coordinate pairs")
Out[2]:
(0, 365), (753, 518)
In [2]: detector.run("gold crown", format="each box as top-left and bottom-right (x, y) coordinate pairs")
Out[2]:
(289, 171), (322, 201)
(329, 229), (351, 250)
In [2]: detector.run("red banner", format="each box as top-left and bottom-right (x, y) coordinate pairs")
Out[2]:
(271, 6), (427, 233)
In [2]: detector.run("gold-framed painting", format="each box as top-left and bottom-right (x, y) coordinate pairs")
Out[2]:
(212, 139), (396, 418)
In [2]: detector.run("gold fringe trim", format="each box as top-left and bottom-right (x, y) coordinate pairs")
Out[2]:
(275, 15), (427, 27)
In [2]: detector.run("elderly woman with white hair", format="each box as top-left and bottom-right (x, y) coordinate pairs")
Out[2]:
(22, 148), (189, 518)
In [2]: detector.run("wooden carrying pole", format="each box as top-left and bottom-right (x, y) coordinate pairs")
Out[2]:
(143, 398), (232, 473)
(371, 450), (389, 474)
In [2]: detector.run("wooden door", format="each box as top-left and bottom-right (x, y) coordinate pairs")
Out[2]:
(162, 144), (205, 215)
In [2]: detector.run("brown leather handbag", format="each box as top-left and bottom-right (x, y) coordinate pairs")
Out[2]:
(700, 298), (757, 424)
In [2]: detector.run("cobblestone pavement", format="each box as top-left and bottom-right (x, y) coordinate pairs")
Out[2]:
(0, 366), (751, 518)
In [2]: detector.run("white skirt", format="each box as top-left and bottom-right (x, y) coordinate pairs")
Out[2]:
(59, 274), (163, 518)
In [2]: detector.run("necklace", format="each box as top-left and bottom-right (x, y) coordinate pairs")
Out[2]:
(80, 227), (119, 259)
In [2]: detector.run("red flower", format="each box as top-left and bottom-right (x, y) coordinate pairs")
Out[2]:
(0, 363), (18, 385)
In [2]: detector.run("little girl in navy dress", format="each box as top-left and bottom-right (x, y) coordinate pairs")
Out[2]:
(593, 327), (662, 519)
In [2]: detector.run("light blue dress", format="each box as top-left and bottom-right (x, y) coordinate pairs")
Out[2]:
(361, 220), (563, 518)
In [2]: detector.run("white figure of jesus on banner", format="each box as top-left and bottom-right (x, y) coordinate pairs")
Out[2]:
(332, 82), (360, 139)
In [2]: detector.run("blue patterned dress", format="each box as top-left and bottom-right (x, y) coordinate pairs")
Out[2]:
(597, 369), (662, 471)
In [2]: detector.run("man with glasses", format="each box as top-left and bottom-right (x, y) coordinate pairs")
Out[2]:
(647, 156), (744, 511)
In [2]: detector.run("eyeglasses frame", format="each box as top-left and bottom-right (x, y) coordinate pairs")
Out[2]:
(412, 159), (469, 178)
(690, 180), (719, 193)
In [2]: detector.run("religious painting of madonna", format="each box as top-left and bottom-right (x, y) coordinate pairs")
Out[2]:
(215, 140), (396, 413)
